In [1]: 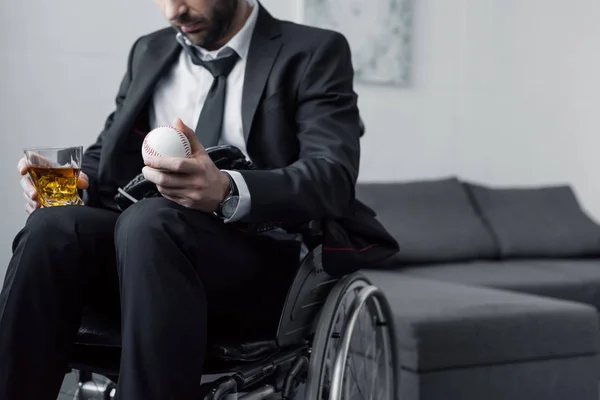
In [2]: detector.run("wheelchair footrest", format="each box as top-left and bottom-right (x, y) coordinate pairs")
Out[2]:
(75, 380), (116, 400)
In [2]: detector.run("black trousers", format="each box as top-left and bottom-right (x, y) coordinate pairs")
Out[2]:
(0, 197), (300, 400)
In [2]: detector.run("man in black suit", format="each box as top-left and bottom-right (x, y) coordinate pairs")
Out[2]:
(0, 0), (398, 398)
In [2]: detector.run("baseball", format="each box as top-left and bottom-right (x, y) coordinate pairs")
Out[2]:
(142, 126), (192, 160)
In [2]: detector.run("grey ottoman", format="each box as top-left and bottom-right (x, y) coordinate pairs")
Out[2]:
(364, 272), (600, 400)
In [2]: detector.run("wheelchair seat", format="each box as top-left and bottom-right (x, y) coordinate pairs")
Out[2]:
(76, 307), (121, 348)
(70, 246), (331, 378)
(70, 307), (120, 378)
(69, 245), (399, 399)
(71, 306), (281, 380)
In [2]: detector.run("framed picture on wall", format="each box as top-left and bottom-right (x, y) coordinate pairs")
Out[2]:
(301, 0), (414, 87)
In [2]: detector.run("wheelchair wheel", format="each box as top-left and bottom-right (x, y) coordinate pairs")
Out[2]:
(305, 273), (399, 400)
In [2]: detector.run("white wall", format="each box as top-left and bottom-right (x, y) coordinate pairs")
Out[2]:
(357, 0), (600, 223)
(1, 0), (599, 279)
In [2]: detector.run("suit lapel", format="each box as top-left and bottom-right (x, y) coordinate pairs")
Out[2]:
(99, 30), (181, 181)
(101, 8), (283, 182)
(125, 32), (181, 127)
(242, 6), (283, 141)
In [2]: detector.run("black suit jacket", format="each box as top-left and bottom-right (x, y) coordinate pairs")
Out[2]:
(82, 5), (399, 277)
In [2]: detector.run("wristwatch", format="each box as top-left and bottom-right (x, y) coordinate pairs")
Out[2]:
(215, 172), (239, 220)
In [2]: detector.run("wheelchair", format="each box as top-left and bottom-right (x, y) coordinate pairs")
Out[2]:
(68, 243), (399, 399)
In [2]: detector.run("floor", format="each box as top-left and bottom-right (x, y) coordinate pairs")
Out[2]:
(57, 372), (78, 400)
(57, 371), (308, 399)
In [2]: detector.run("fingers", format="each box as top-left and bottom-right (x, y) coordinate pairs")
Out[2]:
(25, 202), (36, 214)
(20, 175), (38, 200)
(160, 191), (185, 204)
(173, 118), (206, 155)
(23, 191), (42, 213)
(160, 191), (196, 209)
(20, 164), (42, 213)
(17, 157), (29, 176)
(156, 186), (189, 198)
(172, 118), (194, 137)
(78, 171), (89, 190)
(142, 167), (193, 189)
(21, 176), (41, 207)
(144, 156), (199, 174)
(19, 160), (87, 213)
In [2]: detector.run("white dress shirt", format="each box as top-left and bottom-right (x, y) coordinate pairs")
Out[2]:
(148, 0), (259, 222)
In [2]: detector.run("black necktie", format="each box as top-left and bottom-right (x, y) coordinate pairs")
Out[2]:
(188, 49), (239, 147)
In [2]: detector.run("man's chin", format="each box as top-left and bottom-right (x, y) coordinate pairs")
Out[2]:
(176, 27), (222, 50)
(181, 31), (206, 45)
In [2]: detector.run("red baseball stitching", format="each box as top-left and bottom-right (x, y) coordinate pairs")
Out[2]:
(144, 125), (191, 158)
(142, 137), (161, 157)
(174, 128), (192, 158)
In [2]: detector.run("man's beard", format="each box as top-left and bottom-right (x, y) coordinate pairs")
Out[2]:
(184, 0), (240, 48)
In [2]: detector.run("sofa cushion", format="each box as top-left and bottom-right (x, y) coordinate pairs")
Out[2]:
(524, 260), (600, 310)
(465, 183), (600, 258)
(399, 259), (600, 310)
(356, 178), (498, 264)
(363, 271), (599, 372)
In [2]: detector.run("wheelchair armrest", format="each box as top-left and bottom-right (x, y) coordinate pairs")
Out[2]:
(276, 246), (338, 348)
(283, 220), (323, 251)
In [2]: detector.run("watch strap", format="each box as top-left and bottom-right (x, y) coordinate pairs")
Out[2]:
(225, 171), (239, 196)
(216, 172), (239, 219)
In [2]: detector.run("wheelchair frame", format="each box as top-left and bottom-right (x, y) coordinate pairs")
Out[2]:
(71, 246), (399, 400)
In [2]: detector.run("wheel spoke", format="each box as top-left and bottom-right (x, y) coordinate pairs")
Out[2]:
(347, 350), (365, 399)
(308, 276), (397, 400)
(368, 320), (379, 398)
(369, 346), (383, 400)
(347, 290), (366, 400)
(358, 302), (369, 396)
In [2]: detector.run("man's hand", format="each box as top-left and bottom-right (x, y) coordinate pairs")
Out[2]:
(18, 156), (89, 214)
(142, 118), (230, 212)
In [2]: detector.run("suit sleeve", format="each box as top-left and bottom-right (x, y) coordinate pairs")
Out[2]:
(81, 37), (142, 206)
(238, 32), (361, 224)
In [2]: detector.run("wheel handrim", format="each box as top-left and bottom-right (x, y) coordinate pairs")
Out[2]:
(331, 286), (394, 400)
(308, 275), (396, 400)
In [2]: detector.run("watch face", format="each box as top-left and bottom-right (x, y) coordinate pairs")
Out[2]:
(222, 196), (239, 218)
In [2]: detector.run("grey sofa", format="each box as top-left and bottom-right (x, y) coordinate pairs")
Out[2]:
(355, 177), (600, 400)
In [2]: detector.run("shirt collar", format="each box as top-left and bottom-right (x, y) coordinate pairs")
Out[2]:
(176, 0), (259, 61)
